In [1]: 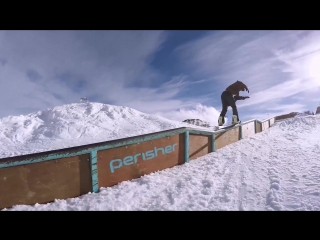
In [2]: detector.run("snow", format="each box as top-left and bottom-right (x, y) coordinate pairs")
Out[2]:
(0, 102), (207, 158)
(1, 102), (320, 211)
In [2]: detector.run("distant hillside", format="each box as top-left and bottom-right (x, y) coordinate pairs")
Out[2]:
(183, 119), (210, 128)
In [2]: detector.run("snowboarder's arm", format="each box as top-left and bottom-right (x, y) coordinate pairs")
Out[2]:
(234, 94), (241, 101)
(234, 95), (250, 101)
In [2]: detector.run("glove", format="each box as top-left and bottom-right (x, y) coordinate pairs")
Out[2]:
(243, 84), (249, 93)
(241, 96), (250, 100)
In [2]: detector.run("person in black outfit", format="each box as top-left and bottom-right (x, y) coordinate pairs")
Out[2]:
(218, 81), (250, 126)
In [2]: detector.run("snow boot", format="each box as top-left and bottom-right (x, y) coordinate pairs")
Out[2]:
(218, 116), (225, 126)
(232, 115), (240, 125)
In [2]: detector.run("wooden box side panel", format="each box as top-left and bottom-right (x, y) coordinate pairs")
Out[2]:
(189, 134), (211, 161)
(97, 134), (184, 188)
(215, 128), (240, 150)
(242, 121), (255, 139)
(0, 154), (91, 210)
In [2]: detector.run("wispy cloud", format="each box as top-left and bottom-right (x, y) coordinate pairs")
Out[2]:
(109, 74), (214, 114)
(237, 77), (316, 108)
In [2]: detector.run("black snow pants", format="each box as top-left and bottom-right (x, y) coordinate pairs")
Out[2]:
(220, 90), (239, 118)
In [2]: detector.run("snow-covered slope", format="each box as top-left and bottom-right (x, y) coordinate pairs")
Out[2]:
(4, 113), (320, 211)
(0, 102), (208, 158)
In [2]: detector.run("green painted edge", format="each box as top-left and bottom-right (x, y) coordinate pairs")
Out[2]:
(211, 134), (215, 152)
(184, 131), (189, 163)
(90, 150), (99, 193)
(188, 129), (214, 136)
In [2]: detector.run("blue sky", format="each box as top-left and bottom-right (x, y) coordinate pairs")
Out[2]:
(0, 30), (320, 125)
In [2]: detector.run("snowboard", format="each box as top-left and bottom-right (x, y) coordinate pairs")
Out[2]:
(218, 121), (241, 129)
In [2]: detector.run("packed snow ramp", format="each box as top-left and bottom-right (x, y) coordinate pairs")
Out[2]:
(0, 117), (275, 209)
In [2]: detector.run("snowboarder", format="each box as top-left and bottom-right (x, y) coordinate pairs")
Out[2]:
(218, 80), (250, 126)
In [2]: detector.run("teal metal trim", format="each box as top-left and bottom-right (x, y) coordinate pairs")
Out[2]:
(188, 129), (214, 136)
(0, 128), (187, 169)
(0, 152), (92, 170)
(240, 119), (257, 125)
(90, 150), (99, 193)
(211, 134), (215, 152)
(184, 131), (189, 163)
(214, 128), (232, 134)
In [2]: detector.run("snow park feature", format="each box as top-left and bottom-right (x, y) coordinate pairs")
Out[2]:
(0, 102), (319, 211)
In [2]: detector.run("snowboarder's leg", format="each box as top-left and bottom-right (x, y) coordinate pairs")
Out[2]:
(230, 103), (240, 124)
(219, 106), (228, 126)
(218, 91), (228, 126)
(224, 91), (240, 124)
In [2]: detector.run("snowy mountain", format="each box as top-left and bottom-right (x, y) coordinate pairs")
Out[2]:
(0, 102), (209, 158)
